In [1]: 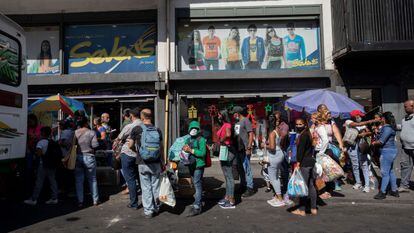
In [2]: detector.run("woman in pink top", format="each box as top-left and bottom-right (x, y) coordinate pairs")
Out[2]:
(216, 110), (236, 209)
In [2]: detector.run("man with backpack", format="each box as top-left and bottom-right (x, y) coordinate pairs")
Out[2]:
(114, 107), (142, 209)
(182, 120), (207, 217)
(24, 126), (61, 205)
(128, 109), (163, 218)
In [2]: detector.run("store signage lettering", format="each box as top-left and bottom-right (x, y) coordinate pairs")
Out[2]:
(64, 88), (92, 96)
(65, 24), (156, 74)
(70, 36), (155, 68)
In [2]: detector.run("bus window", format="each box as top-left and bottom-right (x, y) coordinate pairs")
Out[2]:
(0, 31), (21, 87)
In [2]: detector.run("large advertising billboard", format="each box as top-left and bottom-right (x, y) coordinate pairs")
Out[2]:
(65, 23), (156, 74)
(177, 20), (320, 71)
(26, 26), (60, 75)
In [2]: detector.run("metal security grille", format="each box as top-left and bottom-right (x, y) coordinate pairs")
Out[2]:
(332, 0), (414, 53)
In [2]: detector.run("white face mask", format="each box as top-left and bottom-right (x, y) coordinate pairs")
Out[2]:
(356, 117), (362, 122)
(189, 128), (198, 136)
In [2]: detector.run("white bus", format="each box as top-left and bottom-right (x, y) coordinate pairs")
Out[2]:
(0, 14), (27, 185)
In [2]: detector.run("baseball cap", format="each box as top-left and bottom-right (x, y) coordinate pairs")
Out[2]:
(231, 106), (244, 114)
(350, 109), (365, 118)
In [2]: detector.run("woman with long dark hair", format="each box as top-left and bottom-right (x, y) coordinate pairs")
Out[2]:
(372, 112), (399, 200)
(291, 118), (317, 216)
(187, 30), (206, 70)
(216, 110), (236, 209)
(264, 26), (286, 69)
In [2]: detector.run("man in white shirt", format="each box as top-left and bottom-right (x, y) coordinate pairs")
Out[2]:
(345, 110), (377, 193)
(399, 100), (414, 192)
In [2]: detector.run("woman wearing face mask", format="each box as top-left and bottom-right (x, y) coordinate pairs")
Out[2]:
(182, 121), (207, 216)
(372, 112), (399, 199)
(262, 112), (288, 207)
(291, 118), (317, 216)
(216, 110), (236, 209)
(345, 110), (378, 193)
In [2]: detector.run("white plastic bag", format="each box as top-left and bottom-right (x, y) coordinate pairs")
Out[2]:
(159, 172), (176, 207)
(287, 168), (308, 197)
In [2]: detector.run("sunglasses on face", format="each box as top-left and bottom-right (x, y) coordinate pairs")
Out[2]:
(248, 29), (256, 32)
(287, 28), (294, 31)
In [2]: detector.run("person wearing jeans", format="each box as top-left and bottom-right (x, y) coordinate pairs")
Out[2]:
(183, 121), (207, 216)
(216, 110), (236, 209)
(138, 163), (161, 216)
(348, 144), (370, 192)
(263, 124), (285, 207)
(75, 153), (99, 205)
(74, 116), (100, 207)
(116, 108), (142, 209)
(399, 100), (414, 192)
(345, 110), (378, 193)
(24, 126), (59, 206)
(232, 106), (255, 197)
(373, 112), (399, 200)
(121, 153), (139, 208)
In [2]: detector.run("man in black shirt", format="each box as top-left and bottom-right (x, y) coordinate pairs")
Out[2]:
(128, 109), (163, 218)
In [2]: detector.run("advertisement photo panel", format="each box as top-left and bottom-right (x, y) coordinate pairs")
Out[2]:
(64, 23), (156, 74)
(26, 26), (60, 75)
(177, 20), (321, 72)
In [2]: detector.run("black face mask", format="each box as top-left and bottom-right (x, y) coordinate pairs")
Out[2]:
(296, 126), (305, 132)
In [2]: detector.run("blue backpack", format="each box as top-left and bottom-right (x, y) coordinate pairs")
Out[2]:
(139, 124), (161, 162)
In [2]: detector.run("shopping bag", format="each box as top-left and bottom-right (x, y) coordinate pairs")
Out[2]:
(159, 172), (176, 207)
(328, 143), (341, 159)
(219, 145), (229, 161)
(169, 135), (191, 162)
(287, 168), (308, 197)
(62, 136), (77, 170)
(316, 153), (344, 182)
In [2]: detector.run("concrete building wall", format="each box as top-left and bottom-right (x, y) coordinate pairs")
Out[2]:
(0, 0), (157, 14)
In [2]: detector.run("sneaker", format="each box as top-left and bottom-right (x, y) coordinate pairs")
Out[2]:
(389, 190), (400, 198)
(363, 187), (370, 193)
(218, 198), (227, 205)
(144, 213), (154, 219)
(398, 186), (410, 193)
(127, 204), (139, 210)
(283, 195), (294, 206)
(219, 201), (236, 209)
(24, 199), (37, 206)
(242, 188), (255, 198)
(45, 199), (58, 204)
(265, 188), (272, 193)
(334, 183), (342, 192)
(187, 207), (201, 217)
(353, 183), (362, 190)
(267, 198), (285, 207)
(374, 192), (386, 200)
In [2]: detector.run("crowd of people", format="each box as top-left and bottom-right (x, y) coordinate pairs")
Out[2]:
(23, 99), (414, 218)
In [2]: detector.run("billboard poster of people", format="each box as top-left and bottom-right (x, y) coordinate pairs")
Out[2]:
(177, 20), (320, 71)
(26, 26), (60, 75)
(64, 23), (156, 74)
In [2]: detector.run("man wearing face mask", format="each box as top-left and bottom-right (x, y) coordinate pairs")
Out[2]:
(345, 110), (378, 193)
(232, 106), (255, 197)
(183, 121), (207, 217)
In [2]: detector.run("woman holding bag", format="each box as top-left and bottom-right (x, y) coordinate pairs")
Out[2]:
(216, 110), (236, 209)
(74, 116), (100, 207)
(291, 118), (317, 216)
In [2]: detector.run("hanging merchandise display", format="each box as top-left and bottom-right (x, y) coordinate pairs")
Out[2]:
(188, 105), (198, 119)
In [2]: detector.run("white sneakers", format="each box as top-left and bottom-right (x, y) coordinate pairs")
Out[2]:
(45, 199), (58, 204)
(24, 199), (58, 205)
(363, 187), (370, 193)
(267, 198), (286, 207)
(353, 183), (362, 190)
(24, 199), (37, 205)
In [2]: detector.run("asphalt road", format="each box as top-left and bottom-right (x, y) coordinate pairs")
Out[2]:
(1, 162), (414, 233)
